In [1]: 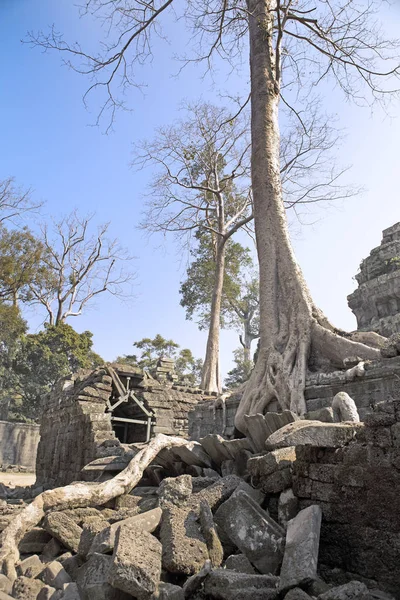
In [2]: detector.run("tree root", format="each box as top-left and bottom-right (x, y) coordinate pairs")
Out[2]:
(0, 434), (191, 581)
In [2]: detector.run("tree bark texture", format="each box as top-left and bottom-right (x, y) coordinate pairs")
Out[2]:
(0, 434), (191, 581)
(235, 0), (380, 433)
(201, 239), (226, 393)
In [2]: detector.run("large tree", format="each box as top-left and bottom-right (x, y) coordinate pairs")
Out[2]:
(32, 0), (399, 430)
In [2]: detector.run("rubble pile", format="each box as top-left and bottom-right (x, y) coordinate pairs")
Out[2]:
(0, 408), (395, 600)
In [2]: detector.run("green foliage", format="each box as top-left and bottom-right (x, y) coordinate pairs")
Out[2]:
(12, 323), (103, 421)
(224, 348), (254, 389)
(0, 226), (54, 304)
(0, 303), (28, 419)
(180, 229), (254, 330)
(116, 334), (203, 386)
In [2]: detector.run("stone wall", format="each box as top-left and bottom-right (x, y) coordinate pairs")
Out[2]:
(36, 366), (206, 487)
(0, 421), (40, 471)
(188, 394), (241, 440)
(292, 401), (400, 598)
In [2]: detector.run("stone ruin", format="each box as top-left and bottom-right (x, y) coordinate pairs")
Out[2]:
(3, 228), (400, 599)
(348, 222), (400, 337)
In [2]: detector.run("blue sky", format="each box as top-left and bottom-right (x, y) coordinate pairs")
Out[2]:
(1, 0), (400, 377)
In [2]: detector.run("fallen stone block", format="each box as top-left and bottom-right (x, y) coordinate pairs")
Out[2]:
(283, 588), (312, 600)
(89, 507), (162, 555)
(182, 560), (211, 598)
(193, 474), (242, 512)
(78, 518), (109, 557)
(199, 500), (223, 567)
(158, 475), (192, 507)
(42, 537), (63, 561)
(224, 554), (256, 574)
(44, 512), (83, 553)
(60, 555), (84, 581)
(248, 447), (296, 479)
(37, 586), (61, 600)
(171, 441), (213, 468)
(12, 576), (46, 600)
(279, 505), (322, 592)
(115, 494), (158, 512)
(265, 421), (363, 450)
(305, 407), (334, 423)
(318, 580), (370, 600)
(204, 569), (279, 600)
(160, 504), (209, 575)
(214, 490), (285, 574)
(39, 560), (72, 590)
(244, 414), (271, 453)
(60, 582), (81, 599)
(0, 575), (12, 595)
(76, 553), (129, 600)
(232, 481), (265, 505)
(108, 524), (162, 599)
(199, 435), (232, 467)
(17, 554), (44, 578)
(278, 488), (298, 529)
(19, 527), (52, 553)
(156, 582), (184, 600)
(192, 476), (220, 493)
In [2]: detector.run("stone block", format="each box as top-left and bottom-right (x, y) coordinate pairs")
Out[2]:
(42, 537), (63, 560)
(214, 490), (285, 574)
(17, 554), (44, 578)
(160, 504), (209, 575)
(156, 582), (184, 600)
(37, 586), (61, 600)
(60, 583), (81, 600)
(204, 569), (279, 600)
(158, 475), (192, 507)
(224, 554), (256, 574)
(283, 589), (313, 600)
(364, 427), (392, 448)
(89, 507), (162, 555)
(193, 475), (242, 512)
(248, 447), (296, 480)
(12, 576), (46, 600)
(39, 560), (72, 590)
(199, 500), (223, 567)
(365, 412), (396, 427)
(305, 407), (334, 423)
(0, 575), (12, 595)
(232, 480), (265, 505)
(108, 524), (162, 599)
(318, 580), (370, 599)
(19, 527), (52, 553)
(279, 505), (322, 592)
(78, 518), (109, 557)
(115, 494), (157, 512)
(266, 421), (363, 450)
(259, 468), (293, 494)
(60, 555), (84, 581)
(76, 553), (129, 600)
(199, 434), (232, 467)
(44, 512), (83, 553)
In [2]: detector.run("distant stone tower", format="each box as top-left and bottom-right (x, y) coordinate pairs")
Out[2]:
(348, 222), (400, 337)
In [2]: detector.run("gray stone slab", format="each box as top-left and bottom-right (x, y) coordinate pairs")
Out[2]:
(76, 553), (129, 600)
(199, 500), (223, 567)
(278, 488), (299, 528)
(44, 512), (83, 554)
(108, 524), (162, 599)
(204, 569), (279, 600)
(318, 581), (370, 600)
(224, 554), (256, 574)
(214, 490), (285, 574)
(279, 505), (322, 592)
(244, 414), (271, 453)
(265, 421), (364, 450)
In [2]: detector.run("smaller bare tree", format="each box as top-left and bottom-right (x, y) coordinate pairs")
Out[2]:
(0, 177), (42, 224)
(28, 211), (135, 325)
(136, 101), (253, 393)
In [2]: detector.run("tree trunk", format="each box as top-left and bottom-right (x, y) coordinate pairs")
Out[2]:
(235, 0), (380, 433)
(0, 434), (191, 580)
(201, 239), (226, 393)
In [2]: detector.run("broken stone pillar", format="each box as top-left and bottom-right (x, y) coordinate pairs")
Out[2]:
(279, 505), (322, 592)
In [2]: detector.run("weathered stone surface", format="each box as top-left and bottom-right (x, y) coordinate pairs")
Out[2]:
(19, 527), (52, 553)
(199, 435), (232, 467)
(78, 518), (108, 557)
(42, 537), (63, 560)
(0, 592), (13, 600)
(224, 554), (255, 574)
(182, 560), (211, 599)
(0, 576), (12, 595)
(17, 554), (44, 578)
(158, 475), (192, 507)
(89, 508), (162, 555)
(171, 441), (213, 468)
(108, 525), (162, 599)
(318, 581), (370, 600)
(60, 555), (84, 582)
(193, 475), (242, 512)
(199, 500), (223, 567)
(160, 503), (209, 575)
(44, 512), (83, 553)
(77, 553), (128, 600)
(156, 582), (184, 600)
(115, 494), (158, 512)
(12, 576), (46, 600)
(332, 392), (360, 423)
(278, 488), (299, 528)
(283, 589), (312, 600)
(266, 421), (363, 450)
(204, 569), (279, 600)
(60, 582), (81, 600)
(279, 505), (322, 592)
(37, 586), (61, 600)
(232, 481), (265, 505)
(306, 407), (334, 423)
(248, 447), (296, 481)
(244, 412), (298, 453)
(39, 560), (72, 590)
(214, 490), (285, 574)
